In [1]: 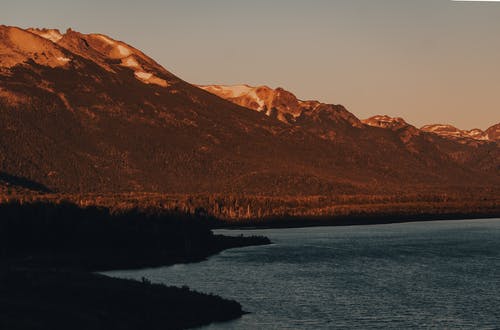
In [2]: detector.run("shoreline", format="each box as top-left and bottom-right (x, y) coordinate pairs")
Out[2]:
(0, 201), (271, 330)
(1, 236), (271, 330)
(0, 267), (246, 330)
(215, 212), (500, 230)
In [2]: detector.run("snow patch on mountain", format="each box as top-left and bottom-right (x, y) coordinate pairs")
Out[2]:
(117, 44), (131, 57)
(486, 124), (500, 141)
(362, 115), (409, 130)
(27, 28), (63, 43)
(0, 26), (71, 68)
(56, 56), (71, 63)
(201, 85), (254, 99)
(421, 124), (490, 141)
(135, 71), (153, 80)
(468, 129), (487, 140)
(122, 56), (140, 68)
(129, 62), (167, 87)
(200, 84), (363, 129)
(95, 35), (133, 58)
(38, 30), (63, 43)
(134, 71), (167, 87)
(97, 35), (115, 45)
(424, 124), (448, 132)
(227, 85), (254, 98)
(89, 34), (167, 87)
(200, 84), (275, 115)
(248, 89), (265, 110)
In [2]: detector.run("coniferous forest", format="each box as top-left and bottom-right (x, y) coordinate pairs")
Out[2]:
(0, 201), (270, 330)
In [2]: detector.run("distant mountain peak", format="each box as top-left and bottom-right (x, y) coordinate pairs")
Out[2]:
(27, 27), (64, 43)
(420, 124), (494, 142)
(198, 84), (303, 122)
(363, 116), (500, 144)
(362, 115), (410, 130)
(199, 84), (363, 129)
(485, 123), (500, 141)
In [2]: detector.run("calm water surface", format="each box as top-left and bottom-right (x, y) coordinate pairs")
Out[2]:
(107, 219), (500, 329)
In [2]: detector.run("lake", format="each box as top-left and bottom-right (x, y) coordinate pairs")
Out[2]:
(106, 218), (500, 329)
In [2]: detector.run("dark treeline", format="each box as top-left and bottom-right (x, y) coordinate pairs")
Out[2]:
(0, 200), (270, 270)
(0, 201), (270, 330)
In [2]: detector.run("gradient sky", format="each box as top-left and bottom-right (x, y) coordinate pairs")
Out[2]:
(2, 0), (499, 129)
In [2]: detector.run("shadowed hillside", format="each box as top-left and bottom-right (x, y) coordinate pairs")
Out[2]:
(0, 171), (52, 193)
(0, 25), (498, 198)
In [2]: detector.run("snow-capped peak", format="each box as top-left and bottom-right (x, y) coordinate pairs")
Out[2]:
(199, 84), (363, 129)
(95, 34), (133, 58)
(204, 84), (254, 99)
(420, 124), (491, 141)
(198, 84), (304, 122)
(198, 84), (271, 110)
(0, 26), (171, 88)
(0, 26), (72, 68)
(362, 115), (409, 130)
(87, 34), (167, 87)
(27, 28), (63, 43)
(485, 123), (500, 141)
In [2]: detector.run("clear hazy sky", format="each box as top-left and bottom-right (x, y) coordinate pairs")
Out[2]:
(2, 0), (499, 129)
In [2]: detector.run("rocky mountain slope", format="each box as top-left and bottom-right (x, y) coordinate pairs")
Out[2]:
(485, 123), (500, 141)
(202, 84), (499, 175)
(0, 25), (498, 196)
(421, 124), (499, 143)
(198, 84), (362, 129)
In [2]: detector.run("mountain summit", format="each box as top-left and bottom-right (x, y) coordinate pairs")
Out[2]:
(421, 124), (499, 143)
(199, 84), (362, 129)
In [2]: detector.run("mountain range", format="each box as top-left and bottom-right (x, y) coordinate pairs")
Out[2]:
(200, 85), (499, 143)
(0, 26), (498, 199)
